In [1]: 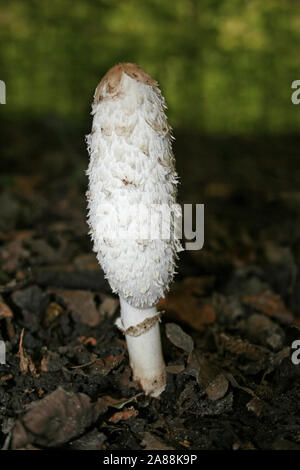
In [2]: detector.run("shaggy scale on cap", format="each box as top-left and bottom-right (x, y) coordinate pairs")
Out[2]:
(86, 63), (182, 309)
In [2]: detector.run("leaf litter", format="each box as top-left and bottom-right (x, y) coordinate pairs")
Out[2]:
(0, 178), (300, 450)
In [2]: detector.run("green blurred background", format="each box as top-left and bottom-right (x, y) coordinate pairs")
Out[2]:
(0, 0), (300, 196)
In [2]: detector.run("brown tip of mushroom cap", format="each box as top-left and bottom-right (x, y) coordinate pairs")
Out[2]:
(94, 62), (158, 103)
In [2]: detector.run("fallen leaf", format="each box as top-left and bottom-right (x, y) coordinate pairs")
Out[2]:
(159, 286), (216, 331)
(186, 350), (219, 388)
(48, 288), (102, 327)
(11, 285), (48, 330)
(225, 373), (259, 400)
(240, 313), (285, 351)
(179, 383), (233, 416)
(186, 350), (228, 399)
(165, 323), (194, 353)
(18, 329), (38, 378)
(11, 285), (47, 313)
(109, 406), (138, 423)
(11, 387), (107, 449)
(87, 351), (125, 376)
(205, 373), (229, 401)
(242, 291), (294, 325)
(218, 332), (268, 361)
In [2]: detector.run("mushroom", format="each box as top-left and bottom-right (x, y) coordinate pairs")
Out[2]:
(86, 63), (182, 397)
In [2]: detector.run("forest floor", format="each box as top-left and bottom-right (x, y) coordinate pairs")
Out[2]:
(1, 135), (300, 450)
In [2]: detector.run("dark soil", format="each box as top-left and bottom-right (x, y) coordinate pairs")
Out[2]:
(1, 135), (300, 450)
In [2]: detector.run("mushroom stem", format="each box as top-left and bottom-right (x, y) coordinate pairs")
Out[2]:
(119, 296), (166, 397)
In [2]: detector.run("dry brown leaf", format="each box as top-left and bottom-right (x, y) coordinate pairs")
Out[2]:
(225, 373), (260, 402)
(186, 350), (218, 387)
(88, 351), (125, 376)
(159, 286), (216, 331)
(109, 406), (138, 423)
(186, 350), (228, 400)
(11, 387), (107, 449)
(48, 288), (102, 326)
(242, 291), (294, 325)
(18, 329), (38, 378)
(205, 373), (229, 401)
(218, 332), (268, 361)
(165, 323), (194, 353)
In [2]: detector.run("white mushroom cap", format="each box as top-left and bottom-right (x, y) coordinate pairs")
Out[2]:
(86, 63), (182, 308)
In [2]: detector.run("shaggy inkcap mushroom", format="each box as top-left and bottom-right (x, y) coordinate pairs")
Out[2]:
(86, 63), (182, 397)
